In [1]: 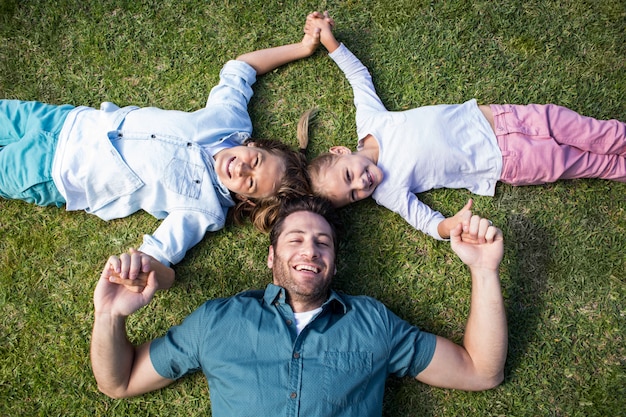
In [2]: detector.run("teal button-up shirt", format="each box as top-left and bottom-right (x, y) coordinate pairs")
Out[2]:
(150, 284), (436, 416)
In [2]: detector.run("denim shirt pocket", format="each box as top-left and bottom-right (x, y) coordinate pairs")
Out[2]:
(163, 158), (205, 199)
(322, 351), (373, 406)
(84, 136), (144, 212)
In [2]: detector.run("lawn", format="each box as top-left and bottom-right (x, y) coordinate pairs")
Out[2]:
(1, 0), (624, 416)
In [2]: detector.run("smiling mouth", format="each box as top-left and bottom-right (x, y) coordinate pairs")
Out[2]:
(226, 157), (236, 178)
(366, 170), (374, 189)
(294, 264), (321, 274)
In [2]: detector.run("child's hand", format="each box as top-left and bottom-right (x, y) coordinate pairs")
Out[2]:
(301, 16), (321, 54)
(305, 11), (339, 52)
(320, 10), (335, 29)
(95, 257), (159, 317)
(438, 199), (473, 239)
(107, 272), (150, 293)
(305, 11), (334, 33)
(104, 248), (152, 292)
(103, 248), (175, 292)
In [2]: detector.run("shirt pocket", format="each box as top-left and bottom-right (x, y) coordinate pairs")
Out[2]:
(322, 351), (373, 406)
(163, 158), (205, 199)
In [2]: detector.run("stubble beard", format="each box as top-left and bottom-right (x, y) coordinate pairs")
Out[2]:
(272, 253), (331, 306)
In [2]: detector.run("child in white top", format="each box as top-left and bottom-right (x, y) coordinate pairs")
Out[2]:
(304, 12), (626, 240)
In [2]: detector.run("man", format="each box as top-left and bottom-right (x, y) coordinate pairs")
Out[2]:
(91, 196), (507, 416)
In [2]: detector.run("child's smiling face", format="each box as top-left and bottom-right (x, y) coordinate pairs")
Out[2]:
(214, 143), (286, 199)
(313, 152), (383, 207)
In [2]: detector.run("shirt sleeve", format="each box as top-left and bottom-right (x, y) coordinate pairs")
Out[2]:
(150, 303), (209, 380)
(139, 208), (226, 266)
(205, 59), (257, 117)
(328, 43), (387, 141)
(375, 188), (446, 240)
(375, 301), (437, 378)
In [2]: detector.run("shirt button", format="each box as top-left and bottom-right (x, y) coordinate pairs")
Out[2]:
(286, 320), (292, 326)
(290, 392), (297, 399)
(293, 352), (300, 359)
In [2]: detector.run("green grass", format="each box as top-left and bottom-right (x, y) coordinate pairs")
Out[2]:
(1, 0), (625, 415)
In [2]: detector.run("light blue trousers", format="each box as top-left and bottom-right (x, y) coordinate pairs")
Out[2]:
(0, 100), (73, 206)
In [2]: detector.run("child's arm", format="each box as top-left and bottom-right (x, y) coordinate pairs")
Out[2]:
(390, 193), (471, 240)
(104, 248), (175, 292)
(236, 18), (321, 75)
(437, 199), (474, 239)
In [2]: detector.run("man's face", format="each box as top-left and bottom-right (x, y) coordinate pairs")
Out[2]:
(214, 143), (286, 199)
(267, 210), (336, 310)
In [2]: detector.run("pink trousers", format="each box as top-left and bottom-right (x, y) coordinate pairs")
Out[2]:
(490, 104), (626, 185)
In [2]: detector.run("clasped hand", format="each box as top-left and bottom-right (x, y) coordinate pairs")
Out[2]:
(451, 215), (504, 272)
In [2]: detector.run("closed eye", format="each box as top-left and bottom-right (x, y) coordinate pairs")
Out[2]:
(316, 235), (333, 247)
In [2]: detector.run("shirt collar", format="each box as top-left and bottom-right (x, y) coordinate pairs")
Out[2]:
(208, 135), (239, 157)
(263, 283), (348, 314)
(203, 148), (235, 208)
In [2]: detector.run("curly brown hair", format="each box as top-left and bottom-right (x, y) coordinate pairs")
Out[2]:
(230, 138), (311, 233)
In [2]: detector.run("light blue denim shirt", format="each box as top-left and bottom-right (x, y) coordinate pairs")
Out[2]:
(150, 284), (436, 417)
(52, 60), (257, 265)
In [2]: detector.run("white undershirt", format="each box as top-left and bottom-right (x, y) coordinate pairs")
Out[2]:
(293, 307), (322, 335)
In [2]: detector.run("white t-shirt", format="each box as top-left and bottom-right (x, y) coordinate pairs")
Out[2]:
(330, 44), (503, 239)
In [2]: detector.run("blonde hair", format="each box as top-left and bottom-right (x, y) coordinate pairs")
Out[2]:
(297, 107), (343, 199)
(307, 152), (340, 198)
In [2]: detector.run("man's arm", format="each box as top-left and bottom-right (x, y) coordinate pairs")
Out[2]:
(91, 260), (173, 398)
(416, 216), (507, 390)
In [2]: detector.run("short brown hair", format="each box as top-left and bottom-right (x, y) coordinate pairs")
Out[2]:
(269, 195), (342, 251)
(231, 138), (311, 233)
